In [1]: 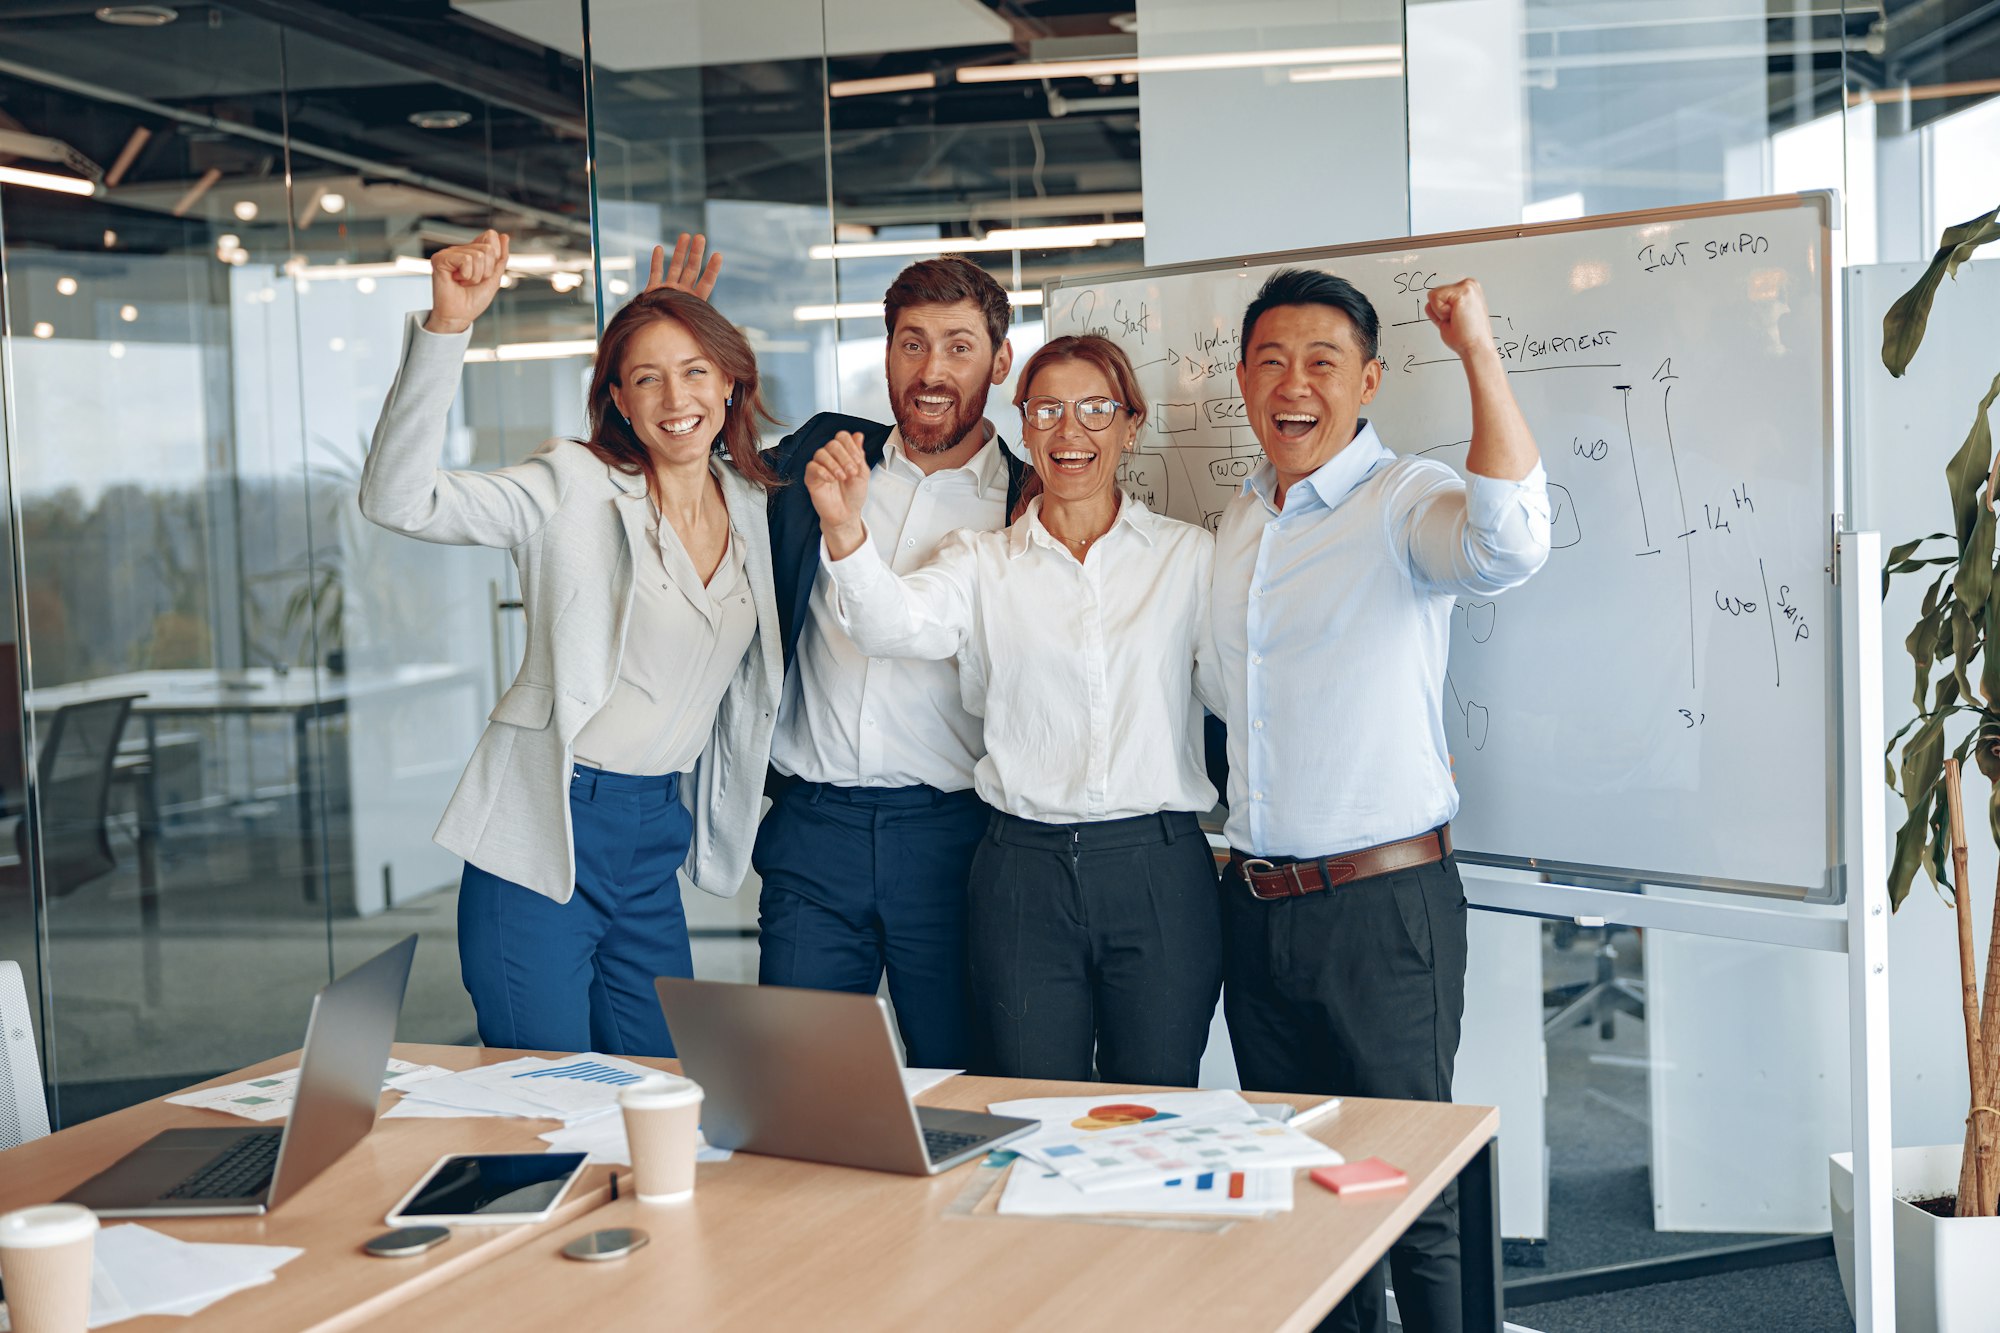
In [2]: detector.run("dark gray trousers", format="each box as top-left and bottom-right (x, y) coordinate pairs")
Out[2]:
(1223, 852), (1470, 1333)
(967, 809), (1222, 1086)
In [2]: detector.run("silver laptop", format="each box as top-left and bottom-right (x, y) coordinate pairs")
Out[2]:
(62, 934), (418, 1218)
(655, 978), (1037, 1175)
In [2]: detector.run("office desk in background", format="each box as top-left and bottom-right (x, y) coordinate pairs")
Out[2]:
(22, 664), (476, 911)
(1, 1044), (1501, 1332)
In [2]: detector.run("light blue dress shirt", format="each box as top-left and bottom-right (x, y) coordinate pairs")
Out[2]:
(1212, 421), (1553, 858)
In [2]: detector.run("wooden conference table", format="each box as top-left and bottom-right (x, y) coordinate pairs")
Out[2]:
(1, 1044), (1502, 1332)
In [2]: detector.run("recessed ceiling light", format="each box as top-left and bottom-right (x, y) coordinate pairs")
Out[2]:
(408, 109), (472, 131)
(329, 337), (346, 352)
(119, 304), (138, 322)
(217, 233), (240, 251)
(108, 341), (127, 358)
(32, 322), (53, 339)
(56, 276), (78, 296)
(95, 5), (177, 26)
(356, 277), (377, 294)
(102, 230), (118, 248)
(320, 192), (347, 213)
(232, 200), (258, 221)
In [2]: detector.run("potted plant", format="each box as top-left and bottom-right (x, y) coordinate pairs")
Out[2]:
(1833, 203), (2000, 1331)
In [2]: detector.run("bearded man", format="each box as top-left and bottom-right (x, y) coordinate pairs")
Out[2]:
(756, 256), (1028, 1067)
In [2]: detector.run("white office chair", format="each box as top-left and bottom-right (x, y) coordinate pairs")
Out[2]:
(0, 959), (50, 1147)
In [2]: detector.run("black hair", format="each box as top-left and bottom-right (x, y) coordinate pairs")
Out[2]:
(1238, 268), (1380, 366)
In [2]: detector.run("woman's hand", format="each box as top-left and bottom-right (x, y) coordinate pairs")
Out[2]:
(805, 431), (872, 560)
(645, 233), (723, 299)
(425, 230), (509, 335)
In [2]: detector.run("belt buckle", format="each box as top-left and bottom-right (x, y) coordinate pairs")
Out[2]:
(1239, 858), (1300, 900)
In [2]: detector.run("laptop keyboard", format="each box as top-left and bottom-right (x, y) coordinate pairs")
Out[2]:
(923, 1128), (988, 1162)
(161, 1133), (281, 1201)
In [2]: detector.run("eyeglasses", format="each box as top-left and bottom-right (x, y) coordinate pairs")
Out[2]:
(1022, 395), (1128, 432)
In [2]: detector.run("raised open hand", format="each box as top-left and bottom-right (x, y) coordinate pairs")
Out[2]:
(425, 229), (510, 335)
(645, 233), (723, 299)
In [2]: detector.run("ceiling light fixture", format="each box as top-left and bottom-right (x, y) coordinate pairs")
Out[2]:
(408, 109), (473, 131)
(0, 164), (99, 197)
(232, 199), (259, 221)
(169, 167), (221, 217)
(549, 271), (584, 293)
(119, 304), (138, 322)
(807, 221), (1143, 260)
(463, 339), (598, 364)
(32, 322), (53, 339)
(957, 44), (1401, 83)
(829, 72), (938, 98)
(793, 290), (1044, 322)
(1287, 61), (1404, 83)
(94, 5), (177, 26)
(108, 342), (127, 359)
(294, 257), (434, 281)
(56, 277), (78, 296)
(104, 126), (150, 189)
(320, 192), (347, 213)
(356, 277), (377, 294)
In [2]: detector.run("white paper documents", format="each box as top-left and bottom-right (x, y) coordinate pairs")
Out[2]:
(384, 1053), (657, 1122)
(989, 1090), (1342, 1194)
(537, 1114), (733, 1166)
(997, 1159), (1294, 1218)
(902, 1068), (961, 1098)
(0, 1223), (307, 1327)
(165, 1058), (447, 1122)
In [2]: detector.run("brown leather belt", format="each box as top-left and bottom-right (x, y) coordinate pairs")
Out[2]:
(1230, 827), (1452, 901)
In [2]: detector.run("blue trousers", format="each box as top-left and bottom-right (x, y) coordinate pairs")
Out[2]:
(457, 765), (694, 1058)
(753, 780), (986, 1068)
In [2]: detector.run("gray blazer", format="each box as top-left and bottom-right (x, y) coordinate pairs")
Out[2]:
(359, 313), (781, 904)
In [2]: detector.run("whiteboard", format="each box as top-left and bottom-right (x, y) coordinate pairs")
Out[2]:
(1046, 195), (1837, 898)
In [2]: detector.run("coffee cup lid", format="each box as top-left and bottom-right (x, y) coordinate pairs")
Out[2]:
(0, 1203), (99, 1248)
(619, 1072), (702, 1110)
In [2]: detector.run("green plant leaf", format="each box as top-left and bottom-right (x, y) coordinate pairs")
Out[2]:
(1883, 207), (2000, 377)
(1889, 790), (1938, 910)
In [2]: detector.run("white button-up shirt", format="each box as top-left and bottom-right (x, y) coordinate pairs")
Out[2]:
(572, 503), (757, 777)
(771, 428), (1009, 790)
(823, 495), (1221, 823)
(1213, 422), (1552, 857)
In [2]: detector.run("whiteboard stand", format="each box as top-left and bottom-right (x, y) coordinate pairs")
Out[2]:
(1467, 531), (1892, 1322)
(1840, 528), (1893, 1332)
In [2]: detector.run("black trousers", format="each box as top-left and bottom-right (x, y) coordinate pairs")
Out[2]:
(1223, 851), (1470, 1333)
(967, 810), (1222, 1086)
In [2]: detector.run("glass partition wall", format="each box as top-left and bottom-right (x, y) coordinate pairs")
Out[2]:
(1, 3), (1990, 1327)
(0, 2), (588, 1121)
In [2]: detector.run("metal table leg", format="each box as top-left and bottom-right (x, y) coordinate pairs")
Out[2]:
(1459, 1137), (1503, 1332)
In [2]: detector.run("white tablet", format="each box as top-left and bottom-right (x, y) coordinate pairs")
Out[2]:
(386, 1152), (588, 1226)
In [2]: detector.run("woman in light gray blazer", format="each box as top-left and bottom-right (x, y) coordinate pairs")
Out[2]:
(360, 230), (782, 1057)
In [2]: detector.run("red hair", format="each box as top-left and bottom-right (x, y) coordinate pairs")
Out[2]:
(582, 288), (782, 490)
(1009, 335), (1149, 521)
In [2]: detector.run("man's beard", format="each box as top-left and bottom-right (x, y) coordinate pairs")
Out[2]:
(892, 382), (987, 454)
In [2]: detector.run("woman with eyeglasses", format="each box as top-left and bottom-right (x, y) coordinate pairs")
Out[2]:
(802, 334), (1223, 1087)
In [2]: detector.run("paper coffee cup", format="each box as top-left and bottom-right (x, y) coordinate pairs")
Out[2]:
(620, 1073), (703, 1203)
(0, 1203), (98, 1333)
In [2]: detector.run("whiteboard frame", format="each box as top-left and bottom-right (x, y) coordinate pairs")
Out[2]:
(1045, 192), (1842, 902)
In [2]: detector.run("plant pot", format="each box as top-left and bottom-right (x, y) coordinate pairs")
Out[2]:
(1830, 1144), (2000, 1331)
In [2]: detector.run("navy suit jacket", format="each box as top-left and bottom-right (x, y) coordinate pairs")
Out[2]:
(765, 412), (1029, 671)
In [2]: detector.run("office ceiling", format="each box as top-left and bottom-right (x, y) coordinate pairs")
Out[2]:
(0, 0), (1988, 271)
